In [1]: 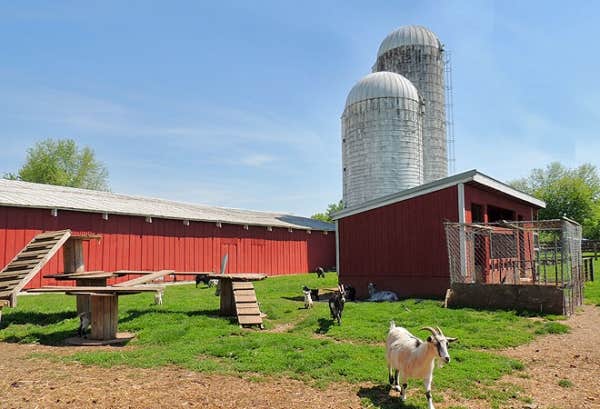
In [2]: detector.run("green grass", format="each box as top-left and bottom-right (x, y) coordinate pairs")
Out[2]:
(0, 273), (571, 408)
(558, 379), (573, 388)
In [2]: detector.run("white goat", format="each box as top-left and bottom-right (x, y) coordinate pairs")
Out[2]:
(386, 322), (457, 409)
(367, 282), (399, 302)
(154, 289), (164, 305)
(302, 289), (313, 309)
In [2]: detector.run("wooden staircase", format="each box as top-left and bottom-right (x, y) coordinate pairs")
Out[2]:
(0, 230), (72, 307)
(232, 281), (263, 328)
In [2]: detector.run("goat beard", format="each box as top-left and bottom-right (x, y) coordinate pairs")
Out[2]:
(435, 357), (446, 368)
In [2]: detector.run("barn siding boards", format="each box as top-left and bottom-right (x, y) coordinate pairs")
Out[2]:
(0, 207), (335, 287)
(337, 178), (543, 299)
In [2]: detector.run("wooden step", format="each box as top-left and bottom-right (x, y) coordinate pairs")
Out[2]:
(6, 259), (40, 268)
(232, 282), (254, 290)
(233, 289), (256, 297)
(0, 279), (22, 289)
(234, 294), (257, 303)
(17, 249), (54, 257)
(237, 315), (263, 325)
(0, 290), (15, 298)
(236, 306), (261, 316)
(0, 269), (33, 277)
(34, 230), (70, 239)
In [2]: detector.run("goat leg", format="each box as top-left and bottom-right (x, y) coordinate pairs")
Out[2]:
(424, 374), (434, 409)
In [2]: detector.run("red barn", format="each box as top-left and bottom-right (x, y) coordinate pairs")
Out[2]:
(0, 179), (335, 288)
(333, 169), (545, 299)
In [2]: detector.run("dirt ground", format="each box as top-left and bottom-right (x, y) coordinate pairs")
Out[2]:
(1, 306), (598, 409)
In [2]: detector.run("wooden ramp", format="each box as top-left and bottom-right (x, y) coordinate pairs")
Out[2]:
(0, 230), (72, 307)
(232, 281), (263, 328)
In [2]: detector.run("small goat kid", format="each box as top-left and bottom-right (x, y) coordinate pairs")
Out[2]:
(386, 323), (457, 409)
(302, 287), (313, 309)
(367, 282), (399, 302)
(77, 312), (91, 338)
(154, 289), (164, 305)
(316, 266), (325, 278)
(328, 284), (345, 325)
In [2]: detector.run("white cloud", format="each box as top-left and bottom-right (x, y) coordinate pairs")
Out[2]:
(240, 154), (276, 167)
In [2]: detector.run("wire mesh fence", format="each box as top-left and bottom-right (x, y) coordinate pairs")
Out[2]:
(444, 218), (584, 312)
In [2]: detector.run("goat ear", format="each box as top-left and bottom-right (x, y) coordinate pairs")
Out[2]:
(446, 337), (458, 343)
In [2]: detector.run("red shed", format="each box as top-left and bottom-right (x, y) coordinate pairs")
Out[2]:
(0, 179), (335, 288)
(333, 170), (545, 299)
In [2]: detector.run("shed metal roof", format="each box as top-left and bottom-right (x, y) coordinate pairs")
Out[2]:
(0, 179), (335, 231)
(332, 169), (545, 220)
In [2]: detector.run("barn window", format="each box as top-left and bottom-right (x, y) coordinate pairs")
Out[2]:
(471, 204), (484, 223)
(487, 205), (515, 223)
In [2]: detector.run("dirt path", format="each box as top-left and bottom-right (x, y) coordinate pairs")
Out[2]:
(499, 305), (600, 409)
(0, 306), (598, 408)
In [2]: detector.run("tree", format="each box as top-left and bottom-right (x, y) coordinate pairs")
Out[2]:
(5, 138), (109, 191)
(311, 200), (343, 223)
(509, 162), (600, 238)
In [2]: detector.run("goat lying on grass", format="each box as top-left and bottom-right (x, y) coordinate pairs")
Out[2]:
(77, 312), (90, 338)
(328, 284), (345, 325)
(386, 323), (457, 409)
(367, 282), (399, 302)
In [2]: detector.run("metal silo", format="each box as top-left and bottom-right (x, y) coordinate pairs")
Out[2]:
(374, 25), (447, 183)
(342, 72), (423, 209)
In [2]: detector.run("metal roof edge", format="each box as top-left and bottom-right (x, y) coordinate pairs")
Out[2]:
(332, 169), (545, 220)
(332, 169), (477, 220)
(470, 173), (546, 209)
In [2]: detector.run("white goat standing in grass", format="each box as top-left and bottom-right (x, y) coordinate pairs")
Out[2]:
(154, 289), (164, 305)
(386, 322), (457, 409)
(367, 282), (399, 302)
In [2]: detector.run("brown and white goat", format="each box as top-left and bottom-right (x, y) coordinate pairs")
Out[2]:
(386, 322), (457, 409)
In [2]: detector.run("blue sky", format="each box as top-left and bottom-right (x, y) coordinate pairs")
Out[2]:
(1, 1), (598, 216)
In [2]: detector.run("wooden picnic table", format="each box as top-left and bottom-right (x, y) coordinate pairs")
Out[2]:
(205, 273), (266, 317)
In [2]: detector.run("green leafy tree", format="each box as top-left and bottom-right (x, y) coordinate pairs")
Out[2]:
(5, 138), (109, 191)
(311, 200), (343, 222)
(510, 162), (600, 238)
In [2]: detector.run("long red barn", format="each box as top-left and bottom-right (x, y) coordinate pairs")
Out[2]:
(333, 169), (545, 299)
(0, 179), (335, 288)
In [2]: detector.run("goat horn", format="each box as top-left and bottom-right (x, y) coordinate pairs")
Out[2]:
(435, 326), (444, 336)
(421, 326), (439, 336)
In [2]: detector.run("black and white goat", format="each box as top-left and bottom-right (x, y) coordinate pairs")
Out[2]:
(77, 312), (91, 338)
(302, 286), (313, 309)
(386, 322), (457, 409)
(328, 284), (345, 325)
(315, 266), (325, 278)
(367, 282), (399, 302)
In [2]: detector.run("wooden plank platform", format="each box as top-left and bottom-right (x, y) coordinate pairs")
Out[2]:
(0, 230), (72, 307)
(113, 270), (174, 287)
(232, 281), (263, 328)
(26, 285), (162, 294)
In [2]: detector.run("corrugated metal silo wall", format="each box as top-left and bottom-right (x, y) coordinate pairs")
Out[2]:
(338, 186), (458, 299)
(375, 45), (447, 183)
(0, 207), (335, 288)
(342, 97), (423, 208)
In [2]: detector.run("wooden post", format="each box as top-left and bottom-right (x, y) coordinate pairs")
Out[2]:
(219, 279), (235, 316)
(90, 295), (118, 340)
(63, 239), (85, 274)
(75, 278), (107, 317)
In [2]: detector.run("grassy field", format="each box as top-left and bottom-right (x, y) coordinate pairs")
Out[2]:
(0, 273), (583, 409)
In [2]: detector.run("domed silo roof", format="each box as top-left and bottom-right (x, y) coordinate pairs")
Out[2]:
(377, 25), (442, 57)
(344, 71), (420, 109)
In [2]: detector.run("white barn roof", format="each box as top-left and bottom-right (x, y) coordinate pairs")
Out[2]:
(333, 169), (545, 220)
(0, 179), (335, 231)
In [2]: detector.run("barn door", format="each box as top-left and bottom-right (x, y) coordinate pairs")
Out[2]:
(220, 239), (238, 274)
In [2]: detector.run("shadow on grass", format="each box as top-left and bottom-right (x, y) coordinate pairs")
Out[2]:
(316, 317), (334, 334)
(281, 296), (304, 302)
(2, 329), (77, 346)
(0, 310), (77, 328)
(357, 384), (421, 409)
